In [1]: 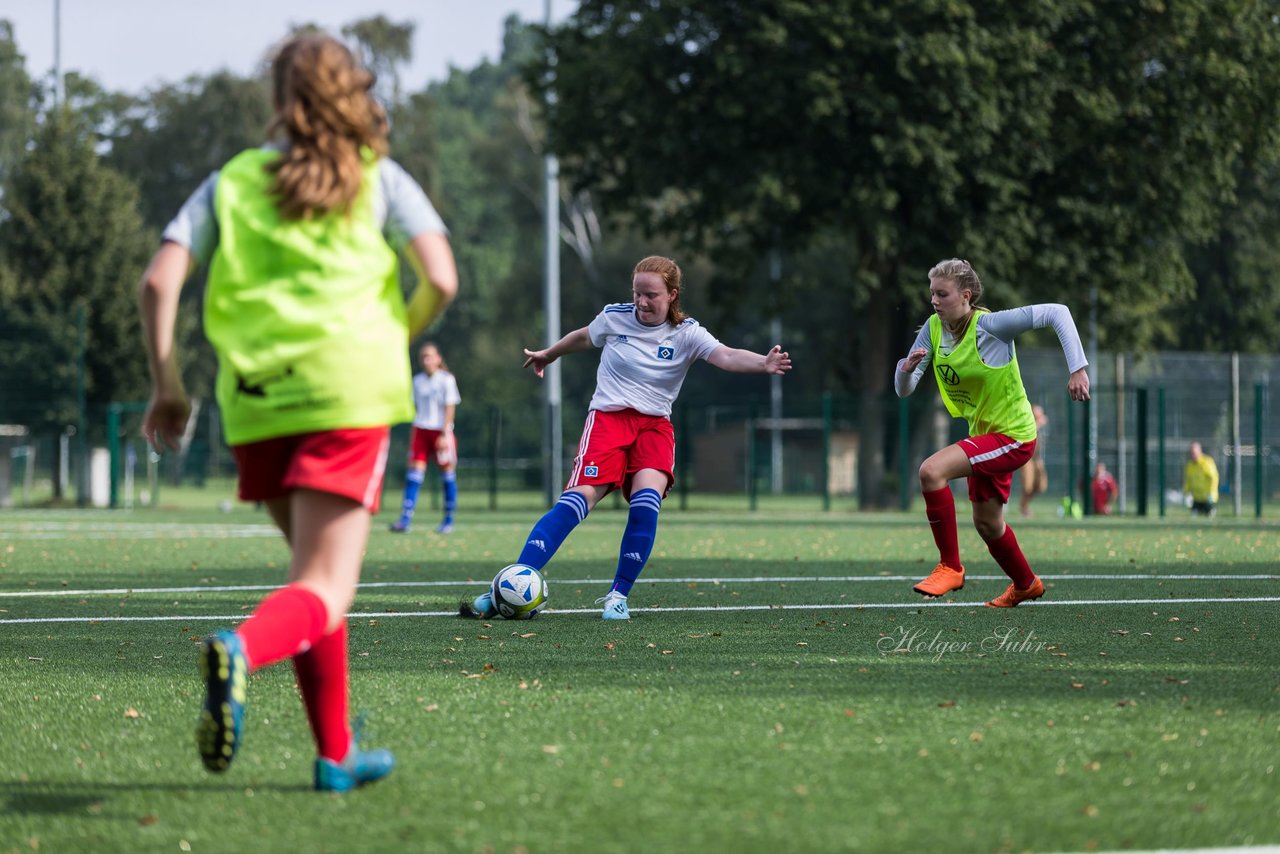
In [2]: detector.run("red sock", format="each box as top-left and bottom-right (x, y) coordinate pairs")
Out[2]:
(235, 585), (328, 671)
(293, 620), (351, 763)
(987, 525), (1036, 589)
(923, 487), (962, 570)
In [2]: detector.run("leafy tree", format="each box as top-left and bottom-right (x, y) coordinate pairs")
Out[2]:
(343, 15), (414, 107)
(531, 0), (1280, 504)
(395, 16), (627, 426)
(104, 72), (270, 230)
(1175, 9), (1280, 353)
(0, 113), (160, 434)
(0, 20), (36, 188)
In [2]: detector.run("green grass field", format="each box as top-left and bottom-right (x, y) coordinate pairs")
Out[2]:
(1, 503), (1277, 853)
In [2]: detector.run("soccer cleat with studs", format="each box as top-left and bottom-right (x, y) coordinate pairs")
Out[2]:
(912, 562), (966, 598)
(196, 630), (247, 773)
(459, 589), (498, 619)
(596, 590), (630, 620)
(985, 575), (1046, 608)
(314, 738), (396, 793)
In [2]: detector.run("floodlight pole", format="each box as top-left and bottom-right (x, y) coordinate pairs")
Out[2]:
(542, 0), (563, 506)
(53, 0), (63, 108)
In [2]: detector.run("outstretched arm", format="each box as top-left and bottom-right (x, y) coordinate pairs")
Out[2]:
(138, 241), (194, 452)
(523, 326), (593, 378)
(706, 344), (792, 375)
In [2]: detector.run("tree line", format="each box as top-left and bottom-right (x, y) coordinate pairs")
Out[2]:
(2, 4), (1278, 506)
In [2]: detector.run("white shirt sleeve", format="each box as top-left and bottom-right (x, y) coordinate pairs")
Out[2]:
(376, 158), (447, 250)
(894, 323), (933, 397)
(445, 373), (461, 406)
(161, 172), (219, 266)
(979, 305), (1088, 373)
(687, 323), (723, 361)
(587, 308), (616, 347)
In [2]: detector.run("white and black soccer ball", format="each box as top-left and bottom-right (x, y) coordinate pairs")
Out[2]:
(491, 564), (547, 620)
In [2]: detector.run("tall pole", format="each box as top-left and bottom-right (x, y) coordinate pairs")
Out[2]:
(1231, 352), (1242, 516)
(769, 248), (783, 495)
(75, 301), (87, 507)
(1087, 285), (1099, 475)
(53, 0), (63, 108)
(1115, 353), (1126, 514)
(542, 0), (563, 506)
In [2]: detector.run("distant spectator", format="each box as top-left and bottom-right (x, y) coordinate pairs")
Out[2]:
(1019, 404), (1050, 517)
(1183, 441), (1219, 517)
(1091, 461), (1118, 516)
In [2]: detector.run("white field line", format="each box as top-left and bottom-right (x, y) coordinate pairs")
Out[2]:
(1, 573), (1275, 598)
(2, 596), (1279, 625)
(0, 522), (278, 540)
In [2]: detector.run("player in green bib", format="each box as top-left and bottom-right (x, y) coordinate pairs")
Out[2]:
(139, 33), (458, 792)
(895, 259), (1090, 607)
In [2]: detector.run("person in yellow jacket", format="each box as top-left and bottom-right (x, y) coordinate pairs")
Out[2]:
(1183, 441), (1219, 517)
(139, 33), (457, 792)
(895, 259), (1090, 608)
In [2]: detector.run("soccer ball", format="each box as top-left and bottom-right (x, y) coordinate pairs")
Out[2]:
(491, 564), (547, 620)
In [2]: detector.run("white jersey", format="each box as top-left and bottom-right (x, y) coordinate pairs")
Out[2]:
(411, 370), (461, 429)
(587, 304), (722, 417)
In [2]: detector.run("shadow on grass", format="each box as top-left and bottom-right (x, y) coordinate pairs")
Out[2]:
(1, 777), (313, 817)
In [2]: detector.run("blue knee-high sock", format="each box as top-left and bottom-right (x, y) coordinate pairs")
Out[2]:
(516, 491), (590, 571)
(611, 488), (661, 596)
(441, 472), (457, 524)
(399, 469), (425, 522)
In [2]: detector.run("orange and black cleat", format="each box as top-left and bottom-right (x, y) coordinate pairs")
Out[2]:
(912, 563), (965, 598)
(985, 576), (1046, 608)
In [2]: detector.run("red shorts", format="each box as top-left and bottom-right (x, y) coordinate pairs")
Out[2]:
(958, 434), (1037, 504)
(232, 427), (391, 513)
(567, 408), (675, 499)
(408, 426), (457, 468)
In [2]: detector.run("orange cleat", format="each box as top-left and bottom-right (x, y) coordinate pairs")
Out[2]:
(913, 563), (965, 598)
(985, 576), (1046, 608)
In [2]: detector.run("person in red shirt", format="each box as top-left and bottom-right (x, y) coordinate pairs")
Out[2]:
(1091, 461), (1119, 515)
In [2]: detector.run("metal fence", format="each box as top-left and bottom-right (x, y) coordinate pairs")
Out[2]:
(1, 349), (1274, 516)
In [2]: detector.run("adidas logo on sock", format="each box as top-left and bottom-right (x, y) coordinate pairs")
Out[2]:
(528, 539), (547, 552)
(623, 551), (643, 562)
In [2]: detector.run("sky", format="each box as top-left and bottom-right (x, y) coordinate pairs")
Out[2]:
(0, 0), (569, 94)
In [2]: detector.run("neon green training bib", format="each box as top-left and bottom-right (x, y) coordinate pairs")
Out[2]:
(205, 147), (413, 445)
(928, 312), (1037, 442)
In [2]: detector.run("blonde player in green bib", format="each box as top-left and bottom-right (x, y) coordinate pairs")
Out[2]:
(895, 259), (1090, 607)
(139, 33), (457, 791)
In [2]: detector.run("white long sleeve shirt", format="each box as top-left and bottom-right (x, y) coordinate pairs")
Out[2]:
(895, 304), (1088, 397)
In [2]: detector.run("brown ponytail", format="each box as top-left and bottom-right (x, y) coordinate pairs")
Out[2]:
(266, 34), (389, 220)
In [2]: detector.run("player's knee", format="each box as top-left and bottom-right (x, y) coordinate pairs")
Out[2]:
(918, 460), (946, 492)
(973, 517), (1002, 541)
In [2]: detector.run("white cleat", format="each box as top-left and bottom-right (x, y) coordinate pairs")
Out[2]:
(596, 590), (630, 620)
